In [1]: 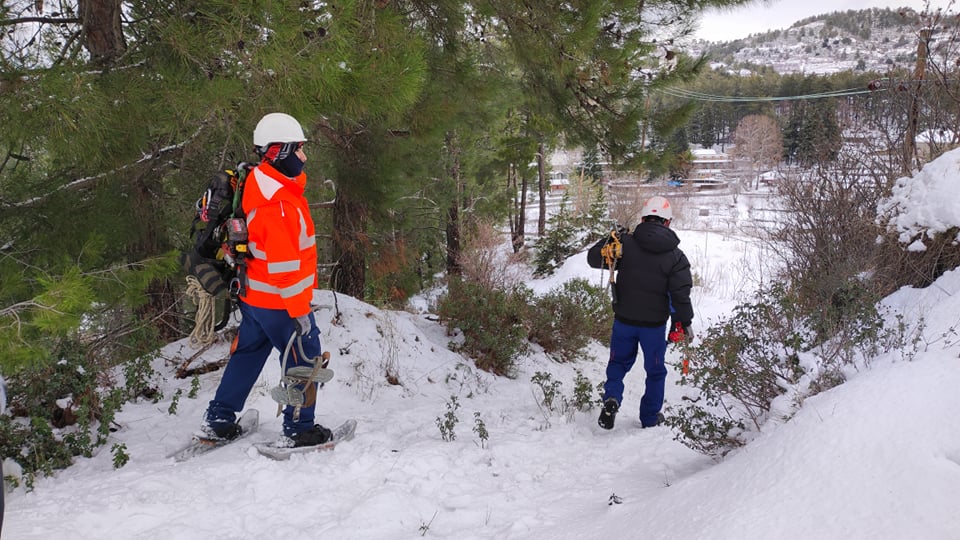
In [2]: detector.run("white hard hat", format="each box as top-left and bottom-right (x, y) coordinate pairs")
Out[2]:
(253, 113), (307, 147)
(641, 196), (673, 220)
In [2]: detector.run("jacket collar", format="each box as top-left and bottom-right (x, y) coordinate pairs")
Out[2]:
(256, 161), (306, 198)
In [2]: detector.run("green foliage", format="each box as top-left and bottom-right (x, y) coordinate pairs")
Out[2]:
(533, 182), (609, 278)
(570, 369), (596, 412)
(527, 279), (610, 361)
(0, 332), (154, 481)
(666, 283), (895, 458)
(531, 372), (564, 412)
(578, 182), (612, 244)
(472, 411), (490, 448)
(579, 148), (604, 183)
(0, 415), (73, 485)
(530, 370), (597, 418)
(673, 68), (877, 155)
(532, 195), (579, 277)
(782, 99), (842, 166)
(665, 285), (805, 457)
(436, 395), (460, 442)
(168, 389), (183, 415)
(111, 443), (130, 469)
(665, 405), (746, 457)
(440, 271), (610, 372)
(0, 0), (778, 476)
(122, 353), (161, 403)
(528, 278), (612, 361)
(188, 374), (201, 399)
(438, 279), (530, 376)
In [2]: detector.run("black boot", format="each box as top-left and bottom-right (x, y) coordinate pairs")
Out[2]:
(290, 424), (334, 448)
(598, 398), (619, 430)
(201, 421), (242, 441)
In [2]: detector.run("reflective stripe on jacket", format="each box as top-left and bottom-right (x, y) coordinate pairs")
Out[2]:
(240, 163), (317, 317)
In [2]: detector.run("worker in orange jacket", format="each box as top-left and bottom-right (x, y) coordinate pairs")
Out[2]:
(202, 113), (333, 448)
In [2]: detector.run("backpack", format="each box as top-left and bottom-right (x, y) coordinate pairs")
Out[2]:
(180, 163), (253, 329)
(191, 165), (250, 260)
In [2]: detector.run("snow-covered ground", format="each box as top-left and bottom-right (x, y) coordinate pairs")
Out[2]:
(4, 150), (960, 539)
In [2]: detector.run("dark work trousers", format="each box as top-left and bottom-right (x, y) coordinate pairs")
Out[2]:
(206, 300), (321, 436)
(603, 319), (668, 427)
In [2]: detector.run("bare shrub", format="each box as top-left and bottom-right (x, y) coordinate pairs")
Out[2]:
(458, 220), (526, 291)
(770, 150), (888, 342)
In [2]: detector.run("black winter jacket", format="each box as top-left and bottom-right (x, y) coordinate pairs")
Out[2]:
(587, 221), (694, 327)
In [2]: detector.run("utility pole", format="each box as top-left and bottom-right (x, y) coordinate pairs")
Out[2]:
(903, 28), (932, 175)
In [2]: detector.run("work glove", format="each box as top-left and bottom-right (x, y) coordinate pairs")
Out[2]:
(667, 321), (692, 343)
(295, 314), (313, 336)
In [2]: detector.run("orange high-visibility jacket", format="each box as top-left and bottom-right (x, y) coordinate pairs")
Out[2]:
(240, 162), (317, 318)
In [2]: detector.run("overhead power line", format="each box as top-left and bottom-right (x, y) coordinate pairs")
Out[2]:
(655, 85), (886, 103)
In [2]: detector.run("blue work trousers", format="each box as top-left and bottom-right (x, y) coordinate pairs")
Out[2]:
(603, 319), (668, 427)
(206, 300), (321, 436)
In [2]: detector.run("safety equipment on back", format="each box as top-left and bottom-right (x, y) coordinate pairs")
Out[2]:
(186, 164), (253, 298)
(179, 163), (254, 342)
(600, 227), (625, 304)
(641, 196), (673, 221)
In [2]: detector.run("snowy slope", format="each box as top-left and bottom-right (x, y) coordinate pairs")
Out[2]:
(4, 223), (960, 539)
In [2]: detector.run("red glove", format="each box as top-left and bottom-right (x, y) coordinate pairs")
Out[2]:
(668, 321), (690, 343)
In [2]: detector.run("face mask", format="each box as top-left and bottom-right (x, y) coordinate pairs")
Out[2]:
(272, 148), (305, 177)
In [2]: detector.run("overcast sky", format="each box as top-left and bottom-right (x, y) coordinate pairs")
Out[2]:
(695, 0), (953, 41)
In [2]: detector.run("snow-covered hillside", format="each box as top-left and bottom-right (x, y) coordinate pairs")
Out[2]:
(692, 7), (932, 75)
(4, 204), (960, 539)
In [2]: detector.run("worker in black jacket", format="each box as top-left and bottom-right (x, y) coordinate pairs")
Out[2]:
(587, 196), (694, 429)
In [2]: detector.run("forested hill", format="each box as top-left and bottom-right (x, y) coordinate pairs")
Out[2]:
(692, 7), (936, 75)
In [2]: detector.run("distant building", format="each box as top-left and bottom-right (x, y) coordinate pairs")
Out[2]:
(689, 149), (735, 188)
(548, 171), (569, 193)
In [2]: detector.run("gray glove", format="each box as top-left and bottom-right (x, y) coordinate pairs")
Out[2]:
(295, 314), (312, 336)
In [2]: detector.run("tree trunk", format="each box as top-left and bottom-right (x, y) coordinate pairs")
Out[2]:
(537, 141), (546, 237)
(331, 190), (368, 299)
(79, 0), (126, 66)
(903, 29), (931, 175)
(513, 167), (527, 253)
(129, 174), (179, 339)
(508, 164), (518, 248)
(445, 132), (463, 276)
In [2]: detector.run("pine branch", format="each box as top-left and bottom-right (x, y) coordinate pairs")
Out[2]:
(1, 125), (205, 209)
(0, 16), (80, 27)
